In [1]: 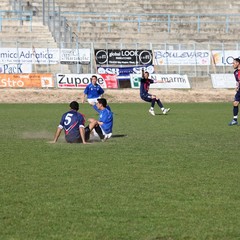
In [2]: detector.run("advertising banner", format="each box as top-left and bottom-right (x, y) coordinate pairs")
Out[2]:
(211, 74), (236, 88)
(130, 74), (191, 89)
(0, 63), (32, 73)
(95, 49), (153, 65)
(60, 49), (91, 64)
(97, 65), (155, 81)
(0, 73), (54, 88)
(211, 51), (240, 66)
(56, 74), (118, 89)
(153, 50), (210, 65)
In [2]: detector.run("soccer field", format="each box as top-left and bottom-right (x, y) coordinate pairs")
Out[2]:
(1, 102), (240, 240)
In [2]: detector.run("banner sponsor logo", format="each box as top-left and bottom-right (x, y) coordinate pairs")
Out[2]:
(56, 74), (118, 89)
(0, 63), (32, 73)
(97, 65), (154, 81)
(211, 74), (236, 88)
(0, 73), (53, 88)
(130, 74), (191, 89)
(0, 48), (93, 65)
(153, 50), (210, 65)
(60, 49), (90, 64)
(95, 49), (153, 65)
(211, 51), (240, 66)
(0, 48), (59, 64)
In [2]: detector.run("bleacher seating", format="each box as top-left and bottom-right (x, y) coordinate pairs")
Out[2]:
(0, 0), (239, 80)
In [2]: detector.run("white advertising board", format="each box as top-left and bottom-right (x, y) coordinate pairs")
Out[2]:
(211, 74), (236, 88)
(130, 74), (191, 89)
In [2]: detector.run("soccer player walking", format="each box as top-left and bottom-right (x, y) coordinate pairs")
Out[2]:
(229, 58), (240, 126)
(140, 68), (170, 116)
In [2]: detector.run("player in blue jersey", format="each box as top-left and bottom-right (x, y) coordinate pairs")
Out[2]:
(50, 101), (88, 144)
(82, 75), (104, 105)
(140, 68), (170, 116)
(82, 74), (112, 113)
(85, 98), (113, 142)
(229, 58), (240, 126)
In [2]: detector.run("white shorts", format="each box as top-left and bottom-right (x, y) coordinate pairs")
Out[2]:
(87, 98), (98, 105)
(90, 128), (112, 140)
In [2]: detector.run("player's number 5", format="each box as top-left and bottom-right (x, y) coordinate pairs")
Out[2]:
(64, 113), (73, 125)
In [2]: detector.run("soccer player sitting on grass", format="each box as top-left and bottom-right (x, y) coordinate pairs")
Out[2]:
(85, 98), (113, 142)
(140, 68), (170, 116)
(50, 101), (88, 144)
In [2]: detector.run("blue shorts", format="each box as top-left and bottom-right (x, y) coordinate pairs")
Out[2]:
(234, 91), (240, 102)
(140, 93), (152, 103)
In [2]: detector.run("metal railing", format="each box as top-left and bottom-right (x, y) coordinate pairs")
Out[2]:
(62, 12), (240, 33)
(0, 10), (33, 31)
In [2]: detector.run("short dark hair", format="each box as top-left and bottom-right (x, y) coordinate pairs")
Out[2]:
(234, 58), (240, 63)
(69, 101), (79, 111)
(97, 98), (107, 107)
(91, 75), (97, 80)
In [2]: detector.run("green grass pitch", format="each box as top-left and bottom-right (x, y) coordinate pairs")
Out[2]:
(1, 102), (240, 240)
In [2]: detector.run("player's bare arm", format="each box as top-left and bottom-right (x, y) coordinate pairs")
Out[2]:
(49, 127), (62, 143)
(80, 127), (89, 144)
(82, 94), (86, 103)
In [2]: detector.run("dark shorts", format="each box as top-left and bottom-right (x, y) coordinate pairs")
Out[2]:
(65, 136), (82, 143)
(65, 128), (90, 143)
(234, 91), (240, 102)
(140, 93), (152, 103)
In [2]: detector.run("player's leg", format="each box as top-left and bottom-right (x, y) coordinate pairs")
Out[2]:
(156, 98), (170, 115)
(94, 125), (105, 140)
(141, 94), (155, 116)
(229, 101), (239, 126)
(84, 126), (91, 141)
(229, 92), (240, 126)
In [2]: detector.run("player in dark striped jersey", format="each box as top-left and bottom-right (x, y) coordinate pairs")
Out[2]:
(140, 68), (170, 116)
(229, 58), (240, 126)
(50, 101), (88, 143)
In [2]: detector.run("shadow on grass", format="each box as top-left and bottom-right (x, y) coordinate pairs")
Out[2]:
(111, 134), (128, 138)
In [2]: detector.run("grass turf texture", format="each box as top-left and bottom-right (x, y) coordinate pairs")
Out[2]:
(1, 102), (240, 240)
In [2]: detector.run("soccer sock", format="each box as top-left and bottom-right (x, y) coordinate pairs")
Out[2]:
(85, 126), (90, 141)
(94, 125), (104, 139)
(151, 98), (156, 108)
(156, 99), (164, 109)
(233, 106), (238, 120)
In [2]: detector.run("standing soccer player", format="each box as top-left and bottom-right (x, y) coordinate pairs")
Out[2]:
(140, 68), (170, 116)
(229, 58), (240, 126)
(82, 75), (104, 104)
